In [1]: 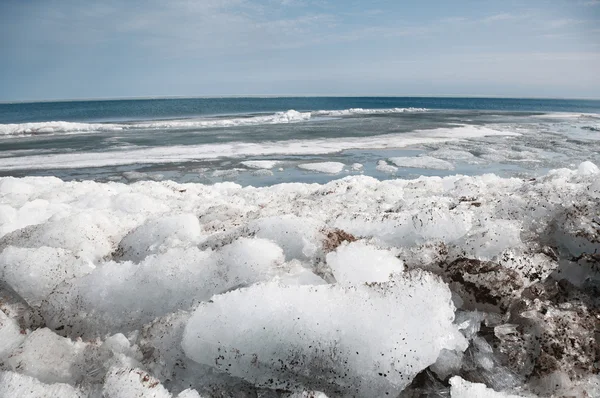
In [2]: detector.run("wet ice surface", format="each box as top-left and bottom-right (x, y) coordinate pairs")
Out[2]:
(1, 111), (599, 187)
(1, 161), (600, 397)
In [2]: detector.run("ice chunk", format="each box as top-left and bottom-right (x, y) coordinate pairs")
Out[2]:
(351, 163), (363, 170)
(449, 376), (527, 397)
(248, 215), (324, 261)
(42, 239), (283, 337)
(389, 156), (455, 170)
(577, 161), (599, 176)
(102, 367), (172, 398)
(7, 328), (87, 384)
(431, 349), (464, 380)
(115, 213), (204, 262)
(298, 162), (345, 174)
(0, 371), (85, 398)
(0, 212), (118, 261)
(241, 160), (280, 169)
(182, 270), (466, 396)
(326, 241), (403, 284)
(376, 160), (398, 174)
(0, 310), (24, 359)
(0, 246), (94, 307)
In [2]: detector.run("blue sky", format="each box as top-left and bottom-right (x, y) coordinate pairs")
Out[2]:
(1, 0), (599, 100)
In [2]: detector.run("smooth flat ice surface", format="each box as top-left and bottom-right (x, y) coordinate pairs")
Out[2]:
(0, 161), (599, 397)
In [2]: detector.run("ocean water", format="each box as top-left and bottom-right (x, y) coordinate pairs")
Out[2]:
(1, 97), (599, 186)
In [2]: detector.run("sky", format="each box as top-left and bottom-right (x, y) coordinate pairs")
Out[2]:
(1, 0), (599, 101)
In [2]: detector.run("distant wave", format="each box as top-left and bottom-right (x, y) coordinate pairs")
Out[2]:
(312, 107), (427, 116)
(0, 121), (124, 136)
(0, 108), (428, 137)
(0, 125), (518, 171)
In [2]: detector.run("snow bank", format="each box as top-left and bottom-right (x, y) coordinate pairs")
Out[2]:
(0, 161), (598, 396)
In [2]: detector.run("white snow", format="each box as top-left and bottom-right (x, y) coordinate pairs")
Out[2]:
(298, 162), (345, 174)
(389, 155), (455, 170)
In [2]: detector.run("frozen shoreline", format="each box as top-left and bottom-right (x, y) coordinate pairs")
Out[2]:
(0, 162), (599, 397)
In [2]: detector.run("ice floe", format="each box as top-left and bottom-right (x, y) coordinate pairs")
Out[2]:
(298, 162), (345, 174)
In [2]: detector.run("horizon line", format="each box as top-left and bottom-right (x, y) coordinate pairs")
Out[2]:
(2, 94), (600, 105)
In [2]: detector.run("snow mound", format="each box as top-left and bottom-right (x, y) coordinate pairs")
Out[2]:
(182, 270), (466, 396)
(0, 161), (599, 396)
(298, 162), (345, 174)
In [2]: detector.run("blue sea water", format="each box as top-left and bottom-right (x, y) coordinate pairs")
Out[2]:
(0, 97), (599, 186)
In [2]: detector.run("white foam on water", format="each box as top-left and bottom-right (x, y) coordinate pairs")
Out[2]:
(0, 125), (518, 170)
(0, 121), (123, 136)
(136, 109), (311, 129)
(0, 107), (429, 137)
(312, 107), (427, 116)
